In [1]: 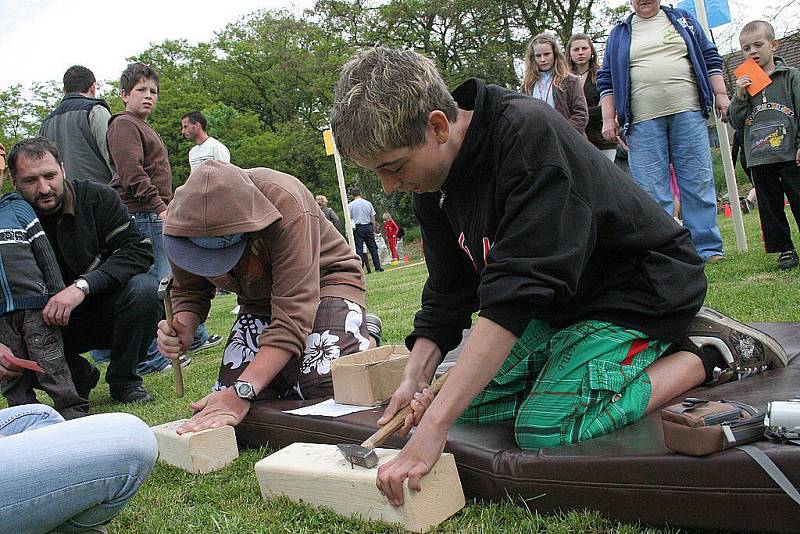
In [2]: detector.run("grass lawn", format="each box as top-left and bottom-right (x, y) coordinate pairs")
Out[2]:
(5, 206), (799, 532)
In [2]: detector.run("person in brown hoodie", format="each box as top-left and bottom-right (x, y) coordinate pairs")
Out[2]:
(157, 161), (382, 433)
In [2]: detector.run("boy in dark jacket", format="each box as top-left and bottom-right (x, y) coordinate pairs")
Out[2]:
(331, 47), (787, 506)
(0, 169), (88, 418)
(730, 20), (800, 271)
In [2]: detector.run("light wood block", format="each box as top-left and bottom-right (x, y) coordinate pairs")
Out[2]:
(254, 442), (464, 532)
(152, 420), (239, 474)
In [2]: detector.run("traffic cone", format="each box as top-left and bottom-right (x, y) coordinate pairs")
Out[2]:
(724, 203), (732, 218)
(404, 255), (409, 264)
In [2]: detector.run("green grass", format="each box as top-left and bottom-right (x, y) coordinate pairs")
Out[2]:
(4, 206), (799, 532)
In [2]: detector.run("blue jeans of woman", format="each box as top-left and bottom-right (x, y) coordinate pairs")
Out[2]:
(627, 110), (724, 260)
(0, 404), (157, 533)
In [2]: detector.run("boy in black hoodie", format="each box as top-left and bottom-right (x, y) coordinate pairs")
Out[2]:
(331, 47), (787, 506)
(730, 20), (800, 271)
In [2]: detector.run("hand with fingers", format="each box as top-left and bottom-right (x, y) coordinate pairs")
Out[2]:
(376, 424), (448, 506)
(156, 316), (194, 361)
(0, 343), (22, 381)
(378, 378), (434, 437)
(176, 387), (251, 434)
(42, 285), (85, 326)
(735, 75), (752, 99)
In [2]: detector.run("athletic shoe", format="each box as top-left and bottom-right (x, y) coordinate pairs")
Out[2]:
(137, 354), (171, 375)
(187, 334), (224, 354)
(778, 250), (798, 271)
(688, 306), (788, 383)
(110, 385), (155, 404)
(365, 313), (383, 346)
(163, 355), (192, 371)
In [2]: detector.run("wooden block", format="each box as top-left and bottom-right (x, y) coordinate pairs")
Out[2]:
(331, 345), (410, 406)
(254, 443), (464, 532)
(152, 420), (239, 474)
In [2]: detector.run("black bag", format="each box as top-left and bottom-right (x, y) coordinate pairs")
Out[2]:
(397, 225), (405, 239)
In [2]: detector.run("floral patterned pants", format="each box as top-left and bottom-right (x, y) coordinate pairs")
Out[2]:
(213, 297), (371, 400)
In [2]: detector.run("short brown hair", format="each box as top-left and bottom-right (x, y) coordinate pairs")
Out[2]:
(741, 20), (775, 41)
(331, 47), (457, 161)
(120, 62), (159, 95)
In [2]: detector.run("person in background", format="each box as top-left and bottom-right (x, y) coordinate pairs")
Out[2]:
(382, 212), (400, 262)
(598, 0), (729, 262)
(567, 34), (618, 160)
(522, 33), (588, 135)
(316, 194), (342, 232)
(730, 20), (800, 271)
(348, 187), (384, 272)
(181, 111), (231, 170)
(39, 65), (114, 184)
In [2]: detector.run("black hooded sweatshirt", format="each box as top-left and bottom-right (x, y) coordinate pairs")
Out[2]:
(406, 79), (707, 355)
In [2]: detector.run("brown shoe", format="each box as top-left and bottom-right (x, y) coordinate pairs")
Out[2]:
(688, 306), (788, 383)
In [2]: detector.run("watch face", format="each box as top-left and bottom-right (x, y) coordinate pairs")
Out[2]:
(235, 381), (254, 399)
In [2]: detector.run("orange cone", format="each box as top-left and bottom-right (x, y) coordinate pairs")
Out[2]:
(724, 203), (732, 218)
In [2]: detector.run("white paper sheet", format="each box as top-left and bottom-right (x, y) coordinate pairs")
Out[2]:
(282, 398), (376, 417)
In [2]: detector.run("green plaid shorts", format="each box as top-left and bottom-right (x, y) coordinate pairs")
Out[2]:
(458, 319), (672, 450)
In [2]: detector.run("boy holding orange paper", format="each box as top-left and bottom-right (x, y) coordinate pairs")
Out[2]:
(730, 20), (800, 270)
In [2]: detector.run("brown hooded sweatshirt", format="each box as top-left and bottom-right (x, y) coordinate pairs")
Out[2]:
(164, 161), (365, 358)
(107, 111), (172, 213)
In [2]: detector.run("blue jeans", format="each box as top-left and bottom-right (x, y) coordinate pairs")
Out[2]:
(133, 212), (209, 366)
(0, 404), (157, 533)
(627, 111), (724, 260)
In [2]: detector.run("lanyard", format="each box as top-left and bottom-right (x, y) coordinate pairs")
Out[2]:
(535, 75), (555, 104)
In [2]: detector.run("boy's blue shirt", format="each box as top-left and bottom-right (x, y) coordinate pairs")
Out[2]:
(728, 58), (800, 167)
(596, 5), (723, 132)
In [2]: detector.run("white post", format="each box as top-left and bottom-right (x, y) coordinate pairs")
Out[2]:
(329, 128), (356, 251)
(693, 0), (748, 252)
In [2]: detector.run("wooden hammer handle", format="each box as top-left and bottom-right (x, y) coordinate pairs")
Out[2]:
(163, 291), (185, 398)
(361, 368), (451, 450)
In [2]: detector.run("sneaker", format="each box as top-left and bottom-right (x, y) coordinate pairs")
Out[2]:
(778, 250), (798, 271)
(365, 313), (383, 346)
(187, 334), (224, 354)
(163, 355), (192, 371)
(110, 385), (155, 404)
(136, 354), (171, 375)
(688, 306), (788, 383)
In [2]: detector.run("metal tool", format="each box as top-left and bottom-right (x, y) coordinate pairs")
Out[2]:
(337, 369), (451, 469)
(157, 275), (184, 398)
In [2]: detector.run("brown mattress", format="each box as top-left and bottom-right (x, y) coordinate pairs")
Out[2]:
(236, 323), (800, 532)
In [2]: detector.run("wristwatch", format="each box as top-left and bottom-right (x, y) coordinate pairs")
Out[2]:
(74, 278), (90, 296)
(233, 380), (256, 401)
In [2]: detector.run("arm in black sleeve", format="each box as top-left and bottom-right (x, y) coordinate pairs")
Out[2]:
(82, 187), (154, 294)
(405, 192), (480, 356)
(478, 164), (596, 336)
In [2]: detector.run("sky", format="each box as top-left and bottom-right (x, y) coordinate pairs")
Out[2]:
(0, 0), (796, 89)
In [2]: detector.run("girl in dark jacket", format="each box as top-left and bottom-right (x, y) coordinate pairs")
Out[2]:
(567, 33), (618, 159)
(522, 33), (588, 135)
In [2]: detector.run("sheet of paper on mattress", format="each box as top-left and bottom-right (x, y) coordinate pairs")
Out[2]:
(282, 399), (376, 417)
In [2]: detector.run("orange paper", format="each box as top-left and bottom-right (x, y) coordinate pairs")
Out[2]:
(734, 58), (772, 96)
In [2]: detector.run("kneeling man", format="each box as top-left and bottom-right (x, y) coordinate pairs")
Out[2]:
(157, 161), (380, 433)
(330, 47), (787, 505)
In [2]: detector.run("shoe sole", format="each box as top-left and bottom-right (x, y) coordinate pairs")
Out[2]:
(693, 306), (788, 368)
(187, 336), (224, 354)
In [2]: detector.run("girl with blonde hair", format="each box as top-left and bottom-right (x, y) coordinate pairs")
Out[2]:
(521, 33), (588, 134)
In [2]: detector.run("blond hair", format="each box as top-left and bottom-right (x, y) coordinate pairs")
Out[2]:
(741, 20), (775, 41)
(331, 47), (457, 161)
(521, 33), (571, 94)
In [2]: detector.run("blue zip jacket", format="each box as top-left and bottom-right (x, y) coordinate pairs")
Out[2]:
(596, 5), (723, 132)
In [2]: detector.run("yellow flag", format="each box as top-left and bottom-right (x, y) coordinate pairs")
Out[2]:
(323, 129), (335, 156)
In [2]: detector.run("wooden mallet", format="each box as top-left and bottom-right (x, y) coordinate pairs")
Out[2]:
(157, 275), (184, 398)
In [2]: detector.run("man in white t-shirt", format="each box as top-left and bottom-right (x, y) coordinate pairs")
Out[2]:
(181, 111), (231, 171)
